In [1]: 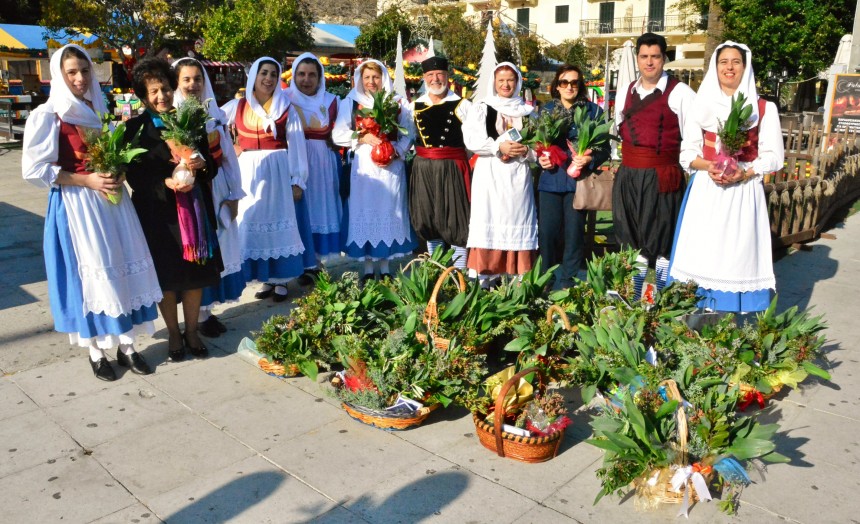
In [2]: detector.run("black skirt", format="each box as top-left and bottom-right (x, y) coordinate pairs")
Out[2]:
(124, 113), (223, 292)
(408, 156), (471, 247)
(612, 165), (686, 262)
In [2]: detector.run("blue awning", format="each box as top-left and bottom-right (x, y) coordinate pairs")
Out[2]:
(0, 24), (100, 50)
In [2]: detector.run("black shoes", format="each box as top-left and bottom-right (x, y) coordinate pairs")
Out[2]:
(184, 332), (209, 358)
(271, 284), (289, 303)
(254, 283), (275, 299)
(296, 268), (321, 286)
(90, 357), (117, 382)
(168, 339), (186, 362)
(116, 349), (153, 375)
(198, 315), (227, 338)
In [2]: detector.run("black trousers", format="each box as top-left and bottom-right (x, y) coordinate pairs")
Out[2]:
(538, 191), (585, 289)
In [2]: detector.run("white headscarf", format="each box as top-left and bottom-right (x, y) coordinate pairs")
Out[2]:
(244, 57), (291, 138)
(692, 41), (760, 132)
(286, 52), (338, 127)
(171, 57), (241, 191)
(483, 62), (533, 118)
(345, 59), (397, 108)
(172, 57), (227, 133)
(48, 44), (107, 129)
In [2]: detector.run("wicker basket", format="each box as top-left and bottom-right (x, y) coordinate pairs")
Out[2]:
(258, 357), (301, 378)
(633, 379), (714, 506)
(473, 366), (566, 463)
(330, 375), (439, 431)
(419, 266), (490, 353)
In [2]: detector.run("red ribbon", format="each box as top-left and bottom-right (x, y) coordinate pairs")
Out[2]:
(534, 143), (568, 170)
(738, 390), (765, 411)
(691, 462), (713, 475)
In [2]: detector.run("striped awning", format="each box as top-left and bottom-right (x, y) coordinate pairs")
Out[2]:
(199, 60), (244, 68)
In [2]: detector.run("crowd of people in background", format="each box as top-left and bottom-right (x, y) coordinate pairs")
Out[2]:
(23, 31), (784, 381)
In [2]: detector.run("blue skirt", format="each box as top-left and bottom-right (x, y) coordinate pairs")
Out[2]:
(294, 195), (319, 269)
(667, 173), (772, 313)
(242, 255), (304, 283)
(201, 270), (247, 307)
(44, 188), (158, 341)
(344, 238), (417, 260)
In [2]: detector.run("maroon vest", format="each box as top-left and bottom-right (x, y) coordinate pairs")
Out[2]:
(619, 76), (681, 155)
(57, 120), (91, 175)
(304, 98), (338, 140)
(235, 97), (289, 150)
(702, 98), (767, 162)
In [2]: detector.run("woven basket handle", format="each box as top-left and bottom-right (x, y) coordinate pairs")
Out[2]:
(545, 305), (572, 331)
(423, 266), (467, 330)
(659, 379), (688, 460)
(493, 366), (541, 458)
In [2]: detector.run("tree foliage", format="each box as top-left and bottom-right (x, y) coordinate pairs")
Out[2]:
(354, 5), (412, 63)
(543, 38), (597, 68)
(425, 6), (484, 67)
(41, 0), (216, 54)
(201, 0), (313, 62)
(681, 0), (853, 79)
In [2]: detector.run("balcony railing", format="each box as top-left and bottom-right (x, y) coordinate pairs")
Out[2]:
(579, 14), (701, 36)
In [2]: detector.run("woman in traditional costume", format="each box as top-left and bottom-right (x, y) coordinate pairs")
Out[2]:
(173, 58), (246, 338)
(463, 62), (538, 286)
(124, 58), (222, 360)
(23, 44), (163, 380)
(285, 53), (343, 281)
(332, 59), (415, 282)
(222, 57), (309, 302)
(669, 42), (783, 313)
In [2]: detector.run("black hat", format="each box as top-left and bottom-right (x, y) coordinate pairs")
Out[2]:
(421, 56), (449, 74)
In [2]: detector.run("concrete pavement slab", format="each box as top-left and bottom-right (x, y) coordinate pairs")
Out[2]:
(199, 386), (344, 451)
(44, 376), (190, 449)
(0, 375), (39, 421)
(93, 412), (255, 500)
(89, 503), (163, 524)
(341, 457), (545, 524)
(0, 453), (137, 523)
(308, 505), (370, 523)
(140, 354), (276, 413)
(147, 455), (340, 523)
(11, 355), (147, 408)
(264, 416), (437, 503)
(0, 408), (80, 477)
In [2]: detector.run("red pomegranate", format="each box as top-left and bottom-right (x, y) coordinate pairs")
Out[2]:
(371, 139), (396, 167)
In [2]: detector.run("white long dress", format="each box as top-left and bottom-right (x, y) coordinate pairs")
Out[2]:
(463, 103), (538, 254)
(670, 98), (783, 310)
(223, 99), (309, 281)
(332, 97), (415, 259)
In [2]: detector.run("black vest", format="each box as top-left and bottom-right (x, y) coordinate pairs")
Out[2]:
(414, 100), (465, 148)
(485, 105), (500, 140)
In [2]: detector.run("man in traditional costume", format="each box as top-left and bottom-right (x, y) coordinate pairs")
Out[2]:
(613, 32), (695, 293)
(409, 56), (472, 269)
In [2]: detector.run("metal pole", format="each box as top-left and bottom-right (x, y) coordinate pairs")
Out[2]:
(605, 40), (610, 117)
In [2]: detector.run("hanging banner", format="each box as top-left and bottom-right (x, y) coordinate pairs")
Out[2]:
(827, 74), (860, 133)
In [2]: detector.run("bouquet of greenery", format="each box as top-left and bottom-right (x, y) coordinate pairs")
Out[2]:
(84, 113), (147, 204)
(566, 105), (616, 178)
(352, 90), (407, 167)
(714, 92), (754, 177)
(588, 378), (786, 515)
(333, 321), (488, 412)
(161, 96), (212, 183)
(521, 106), (570, 169)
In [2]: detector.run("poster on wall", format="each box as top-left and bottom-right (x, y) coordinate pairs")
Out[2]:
(827, 74), (860, 133)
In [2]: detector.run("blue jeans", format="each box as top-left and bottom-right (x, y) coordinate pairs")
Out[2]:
(538, 191), (585, 289)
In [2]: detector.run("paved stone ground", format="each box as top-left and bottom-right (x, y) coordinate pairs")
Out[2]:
(0, 142), (857, 523)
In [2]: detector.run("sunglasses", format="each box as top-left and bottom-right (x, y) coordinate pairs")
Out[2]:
(557, 79), (579, 89)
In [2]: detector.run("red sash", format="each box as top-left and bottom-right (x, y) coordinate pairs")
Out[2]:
(621, 143), (682, 193)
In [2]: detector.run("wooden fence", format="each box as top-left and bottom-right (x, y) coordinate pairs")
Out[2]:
(766, 122), (860, 248)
